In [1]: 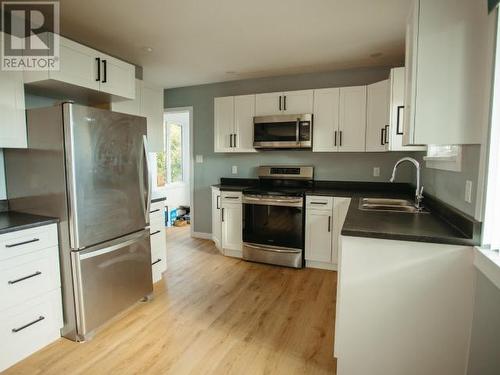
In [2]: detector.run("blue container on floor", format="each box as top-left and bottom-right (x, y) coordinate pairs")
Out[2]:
(169, 208), (177, 227)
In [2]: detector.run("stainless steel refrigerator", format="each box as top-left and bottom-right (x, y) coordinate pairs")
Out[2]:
(4, 103), (153, 341)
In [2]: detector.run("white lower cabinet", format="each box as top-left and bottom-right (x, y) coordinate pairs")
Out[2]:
(0, 223), (63, 372)
(305, 196), (351, 270)
(211, 187), (222, 251)
(149, 200), (167, 283)
(221, 192), (243, 258)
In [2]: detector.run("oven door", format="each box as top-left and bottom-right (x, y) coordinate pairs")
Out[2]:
(253, 114), (312, 149)
(242, 195), (304, 268)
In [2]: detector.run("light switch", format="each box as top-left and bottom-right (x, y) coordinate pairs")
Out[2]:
(373, 167), (380, 177)
(195, 155), (203, 163)
(232, 166), (238, 174)
(465, 180), (473, 203)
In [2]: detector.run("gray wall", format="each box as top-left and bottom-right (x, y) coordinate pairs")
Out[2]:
(165, 67), (421, 233)
(467, 271), (500, 375)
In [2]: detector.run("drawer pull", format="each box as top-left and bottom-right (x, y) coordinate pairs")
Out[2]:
(150, 209), (160, 213)
(152, 258), (162, 265)
(5, 238), (40, 248)
(151, 230), (161, 236)
(8, 271), (42, 285)
(12, 316), (45, 333)
(310, 202), (327, 205)
(224, 196), (240, 199)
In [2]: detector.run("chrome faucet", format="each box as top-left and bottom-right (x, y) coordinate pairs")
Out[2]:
(389, 157), (424, 210)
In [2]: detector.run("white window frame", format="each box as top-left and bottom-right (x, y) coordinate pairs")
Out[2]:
(163, 111), (190, 187)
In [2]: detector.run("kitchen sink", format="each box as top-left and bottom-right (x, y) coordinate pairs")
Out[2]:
(358, 198), (429, 214)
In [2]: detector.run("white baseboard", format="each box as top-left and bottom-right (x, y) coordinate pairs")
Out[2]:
(224, 249), (242, 259)
(306, 260), (338, 271)
(191, 231), (212, 240)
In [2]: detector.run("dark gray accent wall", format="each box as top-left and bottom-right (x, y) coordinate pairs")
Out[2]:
(467, 271), (500, 375)
(164, 67), (422, 233)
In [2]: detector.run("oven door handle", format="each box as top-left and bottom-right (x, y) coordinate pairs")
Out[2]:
(243, 196), (303, 207)
(244, 243), (302, 254)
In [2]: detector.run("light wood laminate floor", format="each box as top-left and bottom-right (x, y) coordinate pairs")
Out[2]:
(5, 226), (338, 375)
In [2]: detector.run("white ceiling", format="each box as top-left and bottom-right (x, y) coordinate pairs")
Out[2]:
(59, 0), (410, 88)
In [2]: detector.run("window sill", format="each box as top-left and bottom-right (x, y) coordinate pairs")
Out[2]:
(474, 247), (500, 290)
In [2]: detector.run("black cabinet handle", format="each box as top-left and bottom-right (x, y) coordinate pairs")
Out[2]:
(334, 130), (337, 146)
(12, 316), (45, 333)
(310, 202), (327, 205)
(339, 131), (343, 146)
(380, 128), (385, 145)
(229, 134), (233, 148)
(283, 95), (287, 111)
(151, 258), (162, 265)
(384, 125), (389, 144)
(151, 230), (161, 236)
(225, 196), (239, 199)
(150, 209), (160, 214)
(8, 271), (42, 285)
(216, 195), (220, 209)
(396, 106), (404, 135)
(234, 133), (237, 148)
(95, 57), (101, 81)
(221, 208), (225, 222)
(102, 59), (107, 83)
(5, 238), (39, 248)
(278, 96), (282, 111)
(328, 216), (331, 232)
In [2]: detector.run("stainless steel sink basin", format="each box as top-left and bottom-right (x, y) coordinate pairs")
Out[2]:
(359, 198), (429, 214)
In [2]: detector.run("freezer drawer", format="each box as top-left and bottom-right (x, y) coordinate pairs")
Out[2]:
(72, 229), (152, 340)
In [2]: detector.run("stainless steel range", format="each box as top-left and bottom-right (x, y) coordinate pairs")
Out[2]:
(242, 166), (313, 268)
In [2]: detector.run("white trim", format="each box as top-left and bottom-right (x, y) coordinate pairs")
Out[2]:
(306, 260), (338, 271)
(191, 231), (211, 240)
(474, 247), (500, 290)
(223, 249), (242, 259)
(165, 106), (194, 238)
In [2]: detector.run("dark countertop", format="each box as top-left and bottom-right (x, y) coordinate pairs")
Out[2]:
(213, 179), (480, 246)
(0, 211), (59, 235)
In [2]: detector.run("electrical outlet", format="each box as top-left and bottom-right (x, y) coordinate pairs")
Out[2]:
(465, 180), (473, 203)
(232, 165), (238, 174)
(195, 154), (203, 163)
(373, 167), (380, 177)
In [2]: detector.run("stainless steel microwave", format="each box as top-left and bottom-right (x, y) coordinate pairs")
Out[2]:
(253, 114), (313, 149)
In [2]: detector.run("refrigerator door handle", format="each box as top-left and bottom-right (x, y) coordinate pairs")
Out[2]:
(142, 135), (152, 224)
(78, 229), (150, 260)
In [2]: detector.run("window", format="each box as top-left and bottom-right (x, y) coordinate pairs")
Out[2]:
(423, 145), (462, 172)
(168, 123), (183, 183)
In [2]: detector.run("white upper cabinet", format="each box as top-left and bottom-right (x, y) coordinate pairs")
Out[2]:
(255, 90), (313, 116)
(97, 52), (135, 99)
(388, 67), (426, 151)
(234, 95), (256, 152)
(111, 79), (142, 116)
(404, 0), (492, 145)
(312, 88), (340, 152)
(142, 83), (164, 153)
(338, 86), (367, 152)
(214, 96), (235, 152)
(214, 95), (256, 153)
(24, 35), (136, 101)
(255, 92), (282, 116)
(0, 69), (27, 148)
(366, 79), (390, 152)
(282, 90), (314, 114)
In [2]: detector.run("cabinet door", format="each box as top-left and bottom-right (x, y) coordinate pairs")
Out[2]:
(403, 0), (419, 146)
(221, 202), (242, 252)
(214, 96), (234, 152)
(255, 92), (282, 116)
(305, 209), (333, 263)
(211, 188), (222, 251)
(234, 95), (256, 152)
(49, 37), (100, 92)
(142, 83), (164, 153)
(332, 198), (350, 265)
(282, 90), (314, 114)
(339, 86), (367, 152)
(313, 88), (340, 152)
(389, 68), (426, 151)
(366, 80), (390, 152)
(98, 53), (136, 99)
(111, 79), (142, 116)
(0, 70), (27, 148)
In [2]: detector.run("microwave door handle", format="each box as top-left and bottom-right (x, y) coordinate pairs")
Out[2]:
(295, 118), (300, 144)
